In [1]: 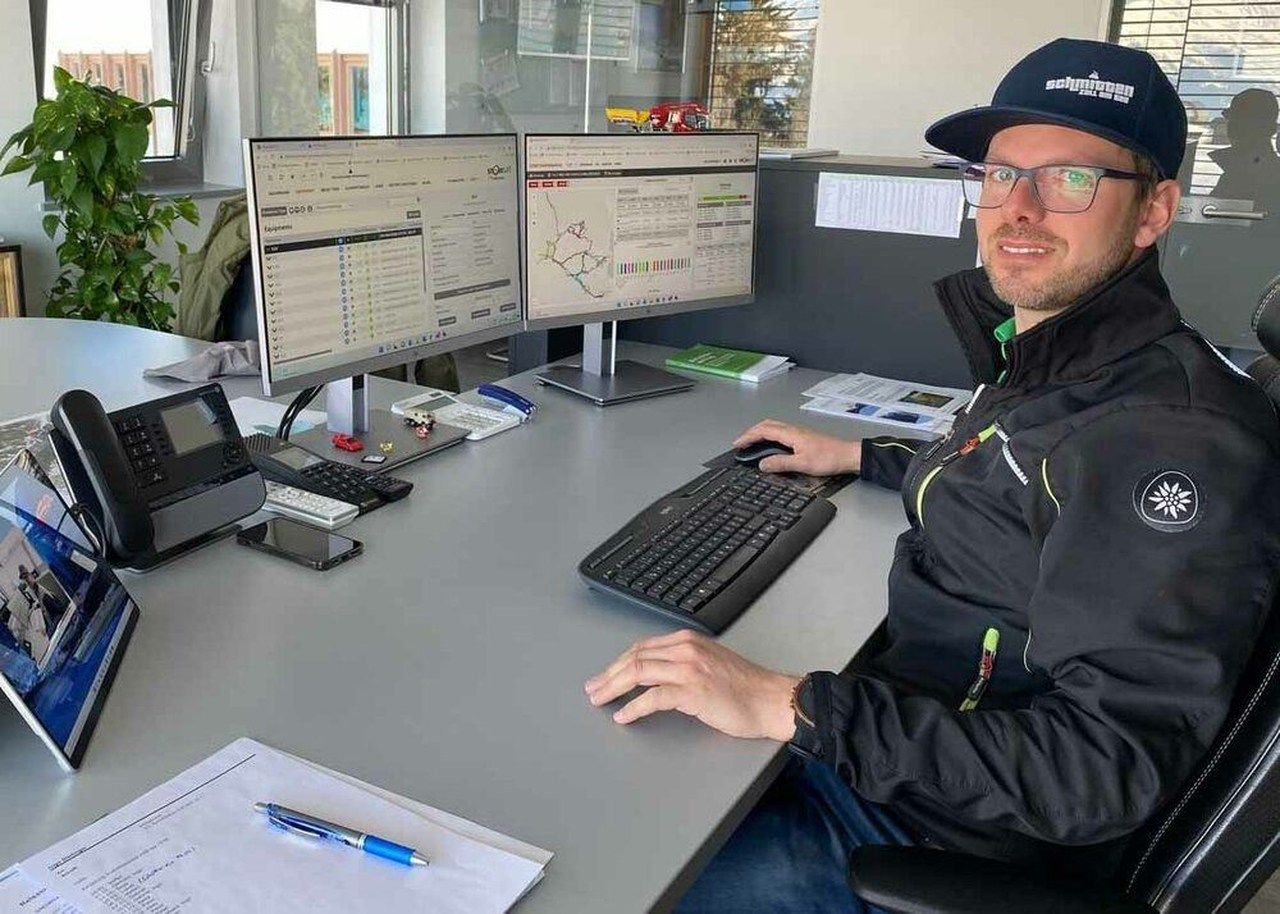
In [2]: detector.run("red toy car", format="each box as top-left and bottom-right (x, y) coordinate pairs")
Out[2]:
(331, 433), (364, 452)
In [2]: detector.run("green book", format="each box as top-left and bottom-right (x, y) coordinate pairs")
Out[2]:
(665, 344), (793, 383)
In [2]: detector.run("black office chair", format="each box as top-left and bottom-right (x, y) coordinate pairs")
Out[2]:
(849, 280), (1280, 914)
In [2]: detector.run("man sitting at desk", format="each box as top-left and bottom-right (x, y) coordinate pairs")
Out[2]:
(586, 39), (1280, 912)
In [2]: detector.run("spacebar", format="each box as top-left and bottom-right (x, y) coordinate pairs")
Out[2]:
(706, 544), (761, 590)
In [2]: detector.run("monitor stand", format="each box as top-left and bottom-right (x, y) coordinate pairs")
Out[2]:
(290, 374), (468, 472)
(536, 322), (694, 406)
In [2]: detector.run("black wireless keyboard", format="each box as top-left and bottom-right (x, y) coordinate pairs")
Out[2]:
(579, 465), (837, 633)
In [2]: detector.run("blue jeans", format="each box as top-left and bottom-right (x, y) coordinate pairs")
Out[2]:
(675, 756), (912, 914)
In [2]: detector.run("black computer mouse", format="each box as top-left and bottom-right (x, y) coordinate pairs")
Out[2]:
(734, 439), (795, 465)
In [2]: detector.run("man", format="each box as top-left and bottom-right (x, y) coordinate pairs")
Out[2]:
(585, 39), (1280, 911)
(1210, 87), (1280, 214)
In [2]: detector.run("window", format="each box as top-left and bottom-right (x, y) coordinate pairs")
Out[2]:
(318, 63), (335, 134)
(420, 0), (818, 146)
(34, 0), (211, 184)
(1111, 1), (1280, 195)
(257, 0), (399, 137)
(707, 0), (820, 147)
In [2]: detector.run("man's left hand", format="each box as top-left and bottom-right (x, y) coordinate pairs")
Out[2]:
(584, 629), (800, 741)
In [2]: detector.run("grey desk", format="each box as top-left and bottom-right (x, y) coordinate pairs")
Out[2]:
(0, 318), (910, 912)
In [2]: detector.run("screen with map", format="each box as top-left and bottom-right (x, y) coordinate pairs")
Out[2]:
(523, 133), (758, 324)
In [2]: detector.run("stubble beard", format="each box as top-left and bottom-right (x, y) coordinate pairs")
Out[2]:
(983, 209), (1140, 313)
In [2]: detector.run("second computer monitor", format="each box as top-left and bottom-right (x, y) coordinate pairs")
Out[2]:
(523, 132), (759, 330)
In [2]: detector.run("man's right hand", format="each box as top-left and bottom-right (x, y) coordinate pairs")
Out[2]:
(733, 420), (861, 476)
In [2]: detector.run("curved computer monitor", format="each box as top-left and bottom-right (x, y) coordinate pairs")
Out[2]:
(243, 134), (523, 398)
(522, 131), (759, 332)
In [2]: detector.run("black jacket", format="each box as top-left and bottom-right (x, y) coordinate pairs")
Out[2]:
(790, 250), (1280, 871)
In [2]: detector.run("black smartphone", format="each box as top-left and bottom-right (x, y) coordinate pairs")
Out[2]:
(236, 517), (363, 570)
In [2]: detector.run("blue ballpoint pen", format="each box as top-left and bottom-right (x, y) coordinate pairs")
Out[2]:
(255, 802), (429, 867)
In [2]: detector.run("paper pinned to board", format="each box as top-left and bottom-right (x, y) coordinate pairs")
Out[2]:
(815, 172), (965, 238)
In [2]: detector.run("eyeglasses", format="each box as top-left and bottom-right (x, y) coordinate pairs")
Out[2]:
(961, 162), (1143, 214)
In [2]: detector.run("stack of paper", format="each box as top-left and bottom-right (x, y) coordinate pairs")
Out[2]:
(2, 738), (551, 914)
(799, 373), (970, 434)
(666, 343), (794, 384)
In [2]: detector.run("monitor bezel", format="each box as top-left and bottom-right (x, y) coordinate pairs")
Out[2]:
(243, 133), (525, 397)
(520, 131), (760, 332)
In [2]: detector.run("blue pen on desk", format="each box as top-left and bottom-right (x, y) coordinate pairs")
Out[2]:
(255, 802), (429, 867)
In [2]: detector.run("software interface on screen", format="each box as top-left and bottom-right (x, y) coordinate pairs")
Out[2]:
(524, 133), (757, 322)
(248, 136), (522, 385)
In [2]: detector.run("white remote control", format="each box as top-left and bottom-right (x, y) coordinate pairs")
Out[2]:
(263, 481), (360, 530)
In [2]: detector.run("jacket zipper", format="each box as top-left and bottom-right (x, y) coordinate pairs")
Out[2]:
(959, 627), (1000, 712)
(904, 383), (987, 500)
(915, 421), (997, 529)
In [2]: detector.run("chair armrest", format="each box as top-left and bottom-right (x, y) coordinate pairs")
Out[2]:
(848, 846), (1154, 914)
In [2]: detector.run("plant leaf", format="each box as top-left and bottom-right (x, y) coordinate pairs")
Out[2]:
(82, 134), (108, 176)
(0, 155), (31, 177)
(70, 185), (93, 221)
(52, 66), (73, 95)
(42, 213), (59, 239)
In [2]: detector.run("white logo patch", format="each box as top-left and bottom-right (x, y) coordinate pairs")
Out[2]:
(1044, 72), (1135, 105)
(1133, 470), (1201, 533)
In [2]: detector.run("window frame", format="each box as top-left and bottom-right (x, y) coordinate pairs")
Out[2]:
(30, 0), (213, 189)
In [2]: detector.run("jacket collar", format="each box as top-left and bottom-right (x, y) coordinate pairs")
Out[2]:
(934, 248), (1183, 389)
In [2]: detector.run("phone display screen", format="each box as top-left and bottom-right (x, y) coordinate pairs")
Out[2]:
(160, 398), (224, 456)
(0, 456), (139, 768)
(239, 518), (359, 567)
(271, 446), (328, 471)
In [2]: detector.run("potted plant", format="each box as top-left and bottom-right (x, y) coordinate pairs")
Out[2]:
(0, 67), (199, 330)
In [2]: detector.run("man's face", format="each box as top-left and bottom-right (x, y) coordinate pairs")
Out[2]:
(977, 124), (1148, 314)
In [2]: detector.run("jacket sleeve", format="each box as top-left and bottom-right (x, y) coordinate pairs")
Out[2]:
(794, 407), (1280, 845)
(859, 437), (926, 492)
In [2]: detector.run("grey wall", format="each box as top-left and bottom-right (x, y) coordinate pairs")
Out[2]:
(807, 0), (1111, 155)
(621, 159), (980, 389)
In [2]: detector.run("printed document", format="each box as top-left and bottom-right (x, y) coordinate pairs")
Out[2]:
(815, 172), (965, 238)
(18, 739), (547, 914)
(0, 866), (78, 913)
(802, 373), (969, 416)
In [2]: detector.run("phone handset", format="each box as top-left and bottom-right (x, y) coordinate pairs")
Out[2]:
(49, 389), (155, 564)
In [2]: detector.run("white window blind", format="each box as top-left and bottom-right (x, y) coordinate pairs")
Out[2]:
(1114, 1), (1280, 192)
(708, 0), (821, 148)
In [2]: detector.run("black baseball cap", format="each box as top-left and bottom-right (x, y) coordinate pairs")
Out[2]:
(925, 38), (1187, 179)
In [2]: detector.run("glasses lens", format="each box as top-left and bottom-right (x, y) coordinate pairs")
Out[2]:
(1033, 166), (1099, 213)
(963, 163), (1017, 208)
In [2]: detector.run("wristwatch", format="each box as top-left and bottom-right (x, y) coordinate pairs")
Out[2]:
(789, 673), (823, 759)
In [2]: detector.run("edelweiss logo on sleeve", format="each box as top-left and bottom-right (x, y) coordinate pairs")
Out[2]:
(1132, 470), (1201, 533)
(1045, 70), (1135, 105)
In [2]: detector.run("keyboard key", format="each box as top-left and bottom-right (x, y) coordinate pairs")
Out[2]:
(706, 545), (760, 589)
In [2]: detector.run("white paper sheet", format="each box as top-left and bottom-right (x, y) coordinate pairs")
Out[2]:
(228, 396), (327, 437)
(802, 373), (970, 417)
(19, 739), (545, 914)
(815, 172), (965, 238)
(800, 396), (953, 433)
(0, 867), (78, 913)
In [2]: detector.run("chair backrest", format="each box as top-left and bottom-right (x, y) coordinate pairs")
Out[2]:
(217, 256), (257, 343)
(1120, 603), (1280, 912)
(1117, 273), (1280, 913)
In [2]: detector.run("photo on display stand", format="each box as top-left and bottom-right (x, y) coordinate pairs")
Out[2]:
(0, 450), (138, 771)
